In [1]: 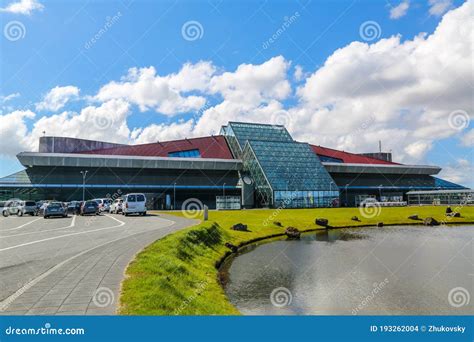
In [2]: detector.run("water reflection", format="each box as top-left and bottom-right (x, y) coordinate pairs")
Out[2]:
(224, 225), (473, 315)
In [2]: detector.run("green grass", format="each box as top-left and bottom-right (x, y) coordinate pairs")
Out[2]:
(119, 206), (474, 315)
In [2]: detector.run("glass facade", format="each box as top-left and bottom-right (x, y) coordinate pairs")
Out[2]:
(223, 122), (340, 208)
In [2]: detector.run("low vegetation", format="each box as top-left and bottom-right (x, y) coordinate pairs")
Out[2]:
(119, 206), (474, 315)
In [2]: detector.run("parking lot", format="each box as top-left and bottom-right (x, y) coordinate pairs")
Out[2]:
(0, 213), (195, 315)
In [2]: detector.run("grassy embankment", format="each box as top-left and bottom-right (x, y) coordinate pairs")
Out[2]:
(119, 206), (474, 315)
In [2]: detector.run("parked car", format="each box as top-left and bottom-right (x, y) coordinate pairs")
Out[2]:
(20, 200), (38, 216)
(122, 193), (147, 216)
(81, 200), (99, 216)
(109, 198), (123, 214)
(1, 199), (23, 217)
(93, 198), (112, 212)
(44, 202), (68, 218)
(67, 201), (82, 215)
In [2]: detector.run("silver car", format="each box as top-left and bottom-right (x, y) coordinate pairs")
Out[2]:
(20, 200), (37, 216)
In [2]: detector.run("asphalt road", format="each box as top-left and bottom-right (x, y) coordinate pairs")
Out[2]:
(0, 213), (196, 315)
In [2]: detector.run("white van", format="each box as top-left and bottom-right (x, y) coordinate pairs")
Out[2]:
(122, 193), (147, 216)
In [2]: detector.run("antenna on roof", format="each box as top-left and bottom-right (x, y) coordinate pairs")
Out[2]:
(42, 131), (46, 137)
(379, 140), (382, 153)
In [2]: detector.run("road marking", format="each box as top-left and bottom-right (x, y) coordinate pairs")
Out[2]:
(0, 215), (76, 238)
(0, 215), (126, 252)
(3, 218), (42, 231)
(0, 215), (178, 312)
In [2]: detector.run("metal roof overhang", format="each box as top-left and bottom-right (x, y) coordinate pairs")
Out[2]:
(322, 162), (441, 175)
(17, 152), (243, 171)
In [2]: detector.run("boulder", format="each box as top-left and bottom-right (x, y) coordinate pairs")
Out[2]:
(453, 212), (461, 218)
(351, 216), (360, 221)
(225, 242), (238, 252)
(315, 218), (329, 227)
(445, 207), (453, 214)
(285, 226), (301, 239)
(408, 215), (419, 220)
(231, 223), (248, 231)
(377, 222), (384, 227)
(423, 217), (439, 226)
(273, 221), (283, 227)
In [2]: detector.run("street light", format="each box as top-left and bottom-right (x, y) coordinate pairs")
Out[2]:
(80, 170), (88, 202)
(378, 184), (383, 201)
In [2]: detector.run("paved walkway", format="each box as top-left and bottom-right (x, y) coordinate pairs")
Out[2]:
(0, 213), (196, 315)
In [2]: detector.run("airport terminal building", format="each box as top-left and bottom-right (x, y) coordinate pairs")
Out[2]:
(0, 121), (468, 209)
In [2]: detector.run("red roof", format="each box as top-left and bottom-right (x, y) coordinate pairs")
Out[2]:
(81, 135), (234, 159)
(80, 135), (397, 165)
(311, 145), (398, 165)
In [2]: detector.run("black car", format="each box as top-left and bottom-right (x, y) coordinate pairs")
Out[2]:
(44, 202), (68, 219)
(67, 201), (82, 215)
(81, 201), (99, 216)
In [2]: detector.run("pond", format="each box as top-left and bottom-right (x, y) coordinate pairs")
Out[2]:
(223, 225), (473, 315)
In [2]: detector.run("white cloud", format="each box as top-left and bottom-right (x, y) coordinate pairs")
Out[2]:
(291, 0), (473, 163)
(95, 62), (214, 116)
(0, 110), (35, 157)
(118, 56), (291, 143)
(294, 65), (304, 81)
(1, 93), (20, 103)
(438, 158), (474, 188)
(28, 99), (131, 146)
(36, 86), (80, 112)
(0, 0), (43, 15)
(460, 129), (474, 147)
(428, 0), (453, 16)
(390, 1), (410, 19)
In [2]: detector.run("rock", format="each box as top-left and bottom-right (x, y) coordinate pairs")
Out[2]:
(377, 222), (384, 227)
(423, 217), (439, 226)
(225, 242), (238, 252)
(231, 223), (248, 231)
(351, 216), (360, 221)
(315, 218), (329, 227)
(273, 221), (283, 227)
(408, 215), (419, 220)
(285, 226), (301, 239)
(447, 212), (461, 218)
(445, 207), (453, 214)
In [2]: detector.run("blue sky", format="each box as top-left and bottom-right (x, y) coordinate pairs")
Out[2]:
(0, 0), (472, 186)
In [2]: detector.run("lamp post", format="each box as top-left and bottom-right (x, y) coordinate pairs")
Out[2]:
(173, 183), (176, 210)
(80, 170), (88, 202)
(378, 184), (383, 201)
